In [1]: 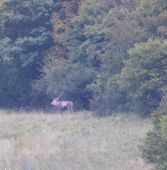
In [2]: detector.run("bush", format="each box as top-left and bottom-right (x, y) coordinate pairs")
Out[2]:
(89, 73), (130, 116)
(142, 99), (167, 170)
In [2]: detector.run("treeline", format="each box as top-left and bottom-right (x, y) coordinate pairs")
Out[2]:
(0, 0), (167, 115)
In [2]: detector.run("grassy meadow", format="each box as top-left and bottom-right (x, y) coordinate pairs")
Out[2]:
(0, 110), (153, 170)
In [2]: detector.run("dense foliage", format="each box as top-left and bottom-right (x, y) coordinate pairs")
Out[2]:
(116, 39), (167, 114)
(0, 0), (167, 115)
(37, 0), (143, 114)
(142, 115), (167, 170)
(0, 0), (54, 107)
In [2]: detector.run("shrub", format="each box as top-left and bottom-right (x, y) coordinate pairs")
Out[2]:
(142, 98), (167, 170)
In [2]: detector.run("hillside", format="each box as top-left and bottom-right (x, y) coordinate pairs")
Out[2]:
(0, 111), (153, 170)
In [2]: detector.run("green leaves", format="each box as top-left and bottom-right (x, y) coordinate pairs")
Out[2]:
(142, 114), (167, 170)
(0, 0), (54, 107)
(38, 0), (144, 113)
(138, 0), (167, 17)
(117, 39), (167, 96)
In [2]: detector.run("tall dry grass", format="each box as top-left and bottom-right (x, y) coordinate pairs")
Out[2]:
(0, 110), (153, 170)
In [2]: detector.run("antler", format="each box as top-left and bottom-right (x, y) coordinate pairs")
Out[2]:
(57, 91), (64, 99)
(50, 92), (54, 98)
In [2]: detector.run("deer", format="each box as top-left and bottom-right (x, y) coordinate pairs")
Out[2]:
(50, 93), (74, 112)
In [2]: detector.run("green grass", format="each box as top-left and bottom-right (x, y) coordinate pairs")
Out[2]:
(0, 110), (153, 170)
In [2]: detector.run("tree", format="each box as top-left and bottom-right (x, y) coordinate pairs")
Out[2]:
(116, 39), (167, 114)
(142, 96), (167, 170)
(136, 0), (167, 39)
(0, 0), (54, 107)
(80, 0), (143, 114)
(138, 0), (167, 17)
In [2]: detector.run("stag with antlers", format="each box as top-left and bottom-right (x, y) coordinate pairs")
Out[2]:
(50, 92), (73, 112)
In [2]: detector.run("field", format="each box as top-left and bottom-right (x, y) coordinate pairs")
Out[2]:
(0, 110), (153, 170)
